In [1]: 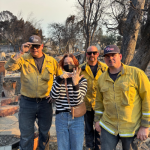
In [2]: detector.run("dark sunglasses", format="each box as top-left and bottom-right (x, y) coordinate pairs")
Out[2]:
(87, 51), (98, 55)
(31, 45), (40, 49)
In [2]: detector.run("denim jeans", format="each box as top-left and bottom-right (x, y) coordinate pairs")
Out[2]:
(101, 127), (139, 150)
(84, 110), (100, 150)
(19, 95), (52, 150)
(55, 112), (84, 150)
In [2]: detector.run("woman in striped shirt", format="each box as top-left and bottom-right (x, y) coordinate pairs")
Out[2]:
(50, 54), (87, 150)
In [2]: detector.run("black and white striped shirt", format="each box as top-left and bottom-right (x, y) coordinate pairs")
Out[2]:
(50, 76), (87, 114)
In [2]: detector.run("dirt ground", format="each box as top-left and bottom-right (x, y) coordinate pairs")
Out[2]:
(48, 136), (86, 150)
(11, 135), (150, 150)
(48, 135), (150, 150)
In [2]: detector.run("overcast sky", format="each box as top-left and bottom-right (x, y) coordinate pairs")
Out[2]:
(0, 0), (77, 37)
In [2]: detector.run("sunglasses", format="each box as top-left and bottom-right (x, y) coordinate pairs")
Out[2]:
(31, 45), (40, 49)
(87, 51), (98, 55)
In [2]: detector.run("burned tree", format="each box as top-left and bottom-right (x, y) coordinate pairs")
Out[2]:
(130, 2), (150, 70)
(0, 11), (43, 52)
(78, 0), (105, 54)
(48, 15), (82, 54)
(121, 0), (145, 64)
(102, 0), (150, 71)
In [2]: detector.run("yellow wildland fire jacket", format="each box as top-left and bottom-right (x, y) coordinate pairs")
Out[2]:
(4, 53), (62, 98)
(94, 63), (150, 137)
(80, 61), (107, 111)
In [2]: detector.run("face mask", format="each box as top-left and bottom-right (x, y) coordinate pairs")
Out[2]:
(63, 64), (75, 72)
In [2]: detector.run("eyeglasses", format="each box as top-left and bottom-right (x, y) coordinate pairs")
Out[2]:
(87, 51), (98, 55)
(31, 45), (40, 49)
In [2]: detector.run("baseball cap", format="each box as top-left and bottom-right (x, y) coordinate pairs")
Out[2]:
(28, 35), (42, 45)
(103, 45), (120, 56)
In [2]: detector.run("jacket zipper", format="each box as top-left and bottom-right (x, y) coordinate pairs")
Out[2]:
(114, 82), (119, 131)
(36, 69), (39, 102)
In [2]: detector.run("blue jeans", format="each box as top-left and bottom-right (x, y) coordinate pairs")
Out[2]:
(101, 127), (139, 150)
(55, 112), (84, 150)
(84, 110), (100, 150)
(19, 95), (52, 150)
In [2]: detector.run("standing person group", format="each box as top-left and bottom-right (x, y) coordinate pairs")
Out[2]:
(5, 34), (150, 150)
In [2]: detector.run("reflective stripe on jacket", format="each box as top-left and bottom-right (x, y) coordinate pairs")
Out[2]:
(80, 61), (107, 111)
(94, 63), (150, 137)
(4, 53), (62, 98)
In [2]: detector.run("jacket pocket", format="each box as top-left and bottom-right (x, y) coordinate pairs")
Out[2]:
(121, 82), (135, 106)
(100, 87), (110, 100)
(101, 86), (117, 117)
(23, 63), (34, 75)
(41, 67), (53, 81)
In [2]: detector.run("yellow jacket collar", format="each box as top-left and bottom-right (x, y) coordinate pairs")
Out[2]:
(120, 63), (131, 75)
(44, 53), (52, 62)
(85, 61), (106, 79)
(105, 63), (131, 82)
(24, 53), (51, 65)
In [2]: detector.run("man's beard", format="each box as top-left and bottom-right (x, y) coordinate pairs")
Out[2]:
(89, 56), (95, 61)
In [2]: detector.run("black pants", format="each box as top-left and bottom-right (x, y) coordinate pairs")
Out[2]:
(19, 95), (52, 150)
(101, 127), (138, 150)
(84, 109), (100, 150)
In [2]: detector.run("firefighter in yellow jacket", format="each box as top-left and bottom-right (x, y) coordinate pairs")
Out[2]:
(80, 46), (107, 150)
(94, 45), (150, 150)
(5, 35), (62, 150)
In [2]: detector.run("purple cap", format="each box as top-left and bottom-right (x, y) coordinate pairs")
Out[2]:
(28, 35), (42, 45)
(103, 45), (120, 56)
